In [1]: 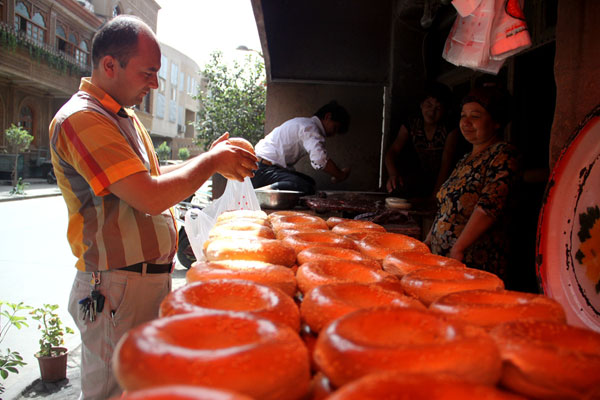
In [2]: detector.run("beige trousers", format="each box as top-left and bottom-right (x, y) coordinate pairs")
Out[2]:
(68, 269), (171, 400)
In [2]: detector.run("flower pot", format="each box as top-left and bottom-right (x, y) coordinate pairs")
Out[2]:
(35, 347), (68, 382)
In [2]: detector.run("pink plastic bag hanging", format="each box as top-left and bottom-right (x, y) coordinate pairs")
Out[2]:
(489, 0), (531, 60)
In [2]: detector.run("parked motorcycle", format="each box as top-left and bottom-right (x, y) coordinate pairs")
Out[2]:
(175, 198), (200, 269)
(46, 165), (57, 184)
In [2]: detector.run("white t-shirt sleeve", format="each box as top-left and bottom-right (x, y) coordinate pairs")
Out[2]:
(302, 129), (328, 170)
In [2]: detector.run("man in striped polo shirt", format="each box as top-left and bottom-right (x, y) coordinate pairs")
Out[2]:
(49, 15), (257, 399)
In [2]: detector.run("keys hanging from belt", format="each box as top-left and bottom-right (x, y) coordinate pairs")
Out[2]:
(80, 272), (105, 322)
(79, 297), (91, 321)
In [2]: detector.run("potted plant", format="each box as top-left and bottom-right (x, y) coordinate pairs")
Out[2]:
(30, 304), (74, 382)
(0, 301), (31, 395)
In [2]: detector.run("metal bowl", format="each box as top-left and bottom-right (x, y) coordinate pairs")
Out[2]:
(255, 189), (303, 209)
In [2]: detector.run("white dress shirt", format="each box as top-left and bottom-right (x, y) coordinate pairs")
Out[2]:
(255, 116), (328, 170)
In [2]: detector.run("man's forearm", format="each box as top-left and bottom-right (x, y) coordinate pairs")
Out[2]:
(109, 152), (220, 215)
(108, 142), (257, 215)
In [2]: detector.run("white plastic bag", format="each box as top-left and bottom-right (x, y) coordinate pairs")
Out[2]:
(443, 0), (497, 71)
(184, 176), (261, 261)
(443, 0), (530, 75)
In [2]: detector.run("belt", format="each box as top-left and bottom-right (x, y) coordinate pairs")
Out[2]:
(118, 262), (173, 274)
(257, 157), (273, 166)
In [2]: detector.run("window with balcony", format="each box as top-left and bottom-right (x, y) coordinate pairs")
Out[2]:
(76, 40), (89, 66)
(56, 25), (89, 67)
(56, 25), (70, 54)
(68, 33), (77, 56)
(14, 2), (46, 45)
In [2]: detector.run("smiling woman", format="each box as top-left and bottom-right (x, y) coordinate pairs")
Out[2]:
(425, 85), (521, 283)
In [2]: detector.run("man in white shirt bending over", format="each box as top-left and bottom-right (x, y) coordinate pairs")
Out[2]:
(252, 101), (351, 194)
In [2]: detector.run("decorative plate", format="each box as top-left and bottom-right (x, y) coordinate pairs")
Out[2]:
(536, 105), (600, 332)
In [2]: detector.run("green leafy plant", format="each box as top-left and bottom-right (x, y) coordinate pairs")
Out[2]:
(0, 27), (18, 51)
(178, 147), (190, 161)
(0, 301), (32, 394)
(194, 50), (266, 150)
(4, 124), (34, 186)
(9, 177), (29, 196)
(30, 304), (74, 358)
(156, 141), (171, 162)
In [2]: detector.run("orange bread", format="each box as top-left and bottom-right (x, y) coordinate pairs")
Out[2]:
(114, 311), (310, 400)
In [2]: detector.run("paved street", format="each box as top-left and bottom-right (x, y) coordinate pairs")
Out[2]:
(0, 181), (189, 399)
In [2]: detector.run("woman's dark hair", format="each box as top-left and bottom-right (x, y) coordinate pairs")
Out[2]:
(314, 101), (351, 134)
(461, 85), (512, 131)
(421, 82), (453, 108)
(92, 15), (147, 68)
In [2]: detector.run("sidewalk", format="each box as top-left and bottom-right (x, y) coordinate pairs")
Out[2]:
(0, 178), (62, 202)
(1, 179), (80, 399)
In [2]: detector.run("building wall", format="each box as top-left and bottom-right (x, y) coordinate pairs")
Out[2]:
(550, 0), (600, 167)
(264, 82), (384, 191)
(0, 0), (102, 177)
(150, 42), (201, 158)
(90, 0), (159, 31)
(0, 0), (204, 177)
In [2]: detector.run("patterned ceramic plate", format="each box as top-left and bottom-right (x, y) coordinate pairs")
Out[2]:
(536, 106), (600, 332)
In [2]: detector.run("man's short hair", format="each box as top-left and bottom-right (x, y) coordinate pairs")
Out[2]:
(314, 101), (351, 134)
(92, 15), (148, 68)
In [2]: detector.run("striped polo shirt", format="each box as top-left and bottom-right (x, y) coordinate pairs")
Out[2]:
(49, 78), (177, 272)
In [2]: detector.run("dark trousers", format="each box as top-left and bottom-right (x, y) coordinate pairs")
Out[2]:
(251, 162), (316, 195)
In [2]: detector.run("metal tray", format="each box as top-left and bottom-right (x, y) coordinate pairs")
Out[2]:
(255, 189), (303, 209)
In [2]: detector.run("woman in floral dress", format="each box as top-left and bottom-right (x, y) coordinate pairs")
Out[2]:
(425, 85), (521, 280)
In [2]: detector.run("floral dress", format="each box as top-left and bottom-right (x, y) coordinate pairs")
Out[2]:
(429, 141), (521, 279)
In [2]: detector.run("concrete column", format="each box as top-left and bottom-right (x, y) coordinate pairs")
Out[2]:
(6, 0), (14, 27)
(48, 6), (57, 47)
